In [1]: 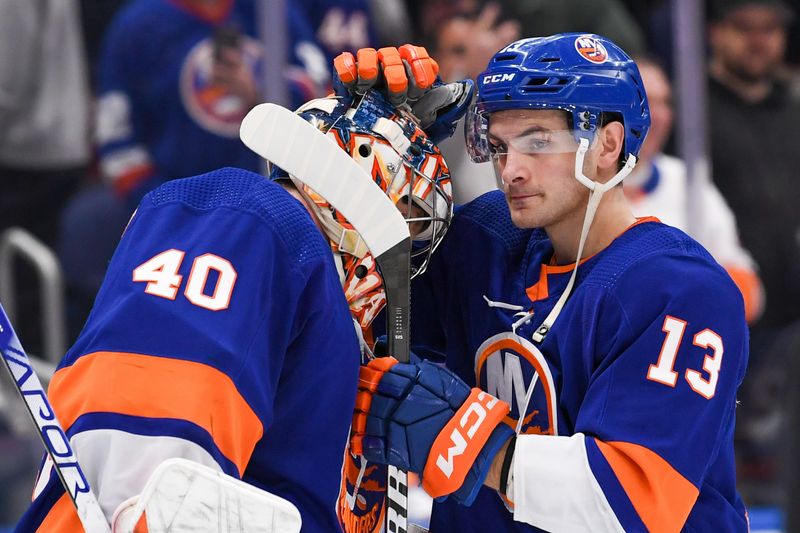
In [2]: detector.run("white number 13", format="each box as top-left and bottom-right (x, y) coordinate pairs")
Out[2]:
(647, 315), (723, 399)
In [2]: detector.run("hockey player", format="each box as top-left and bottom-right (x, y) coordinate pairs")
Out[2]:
(344, 35), (749, 531)
(95, 0), (330, 208)
(15, 91), (453, 532)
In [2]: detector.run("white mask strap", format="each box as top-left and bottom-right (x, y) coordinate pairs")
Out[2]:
(532, 141), (636, 343)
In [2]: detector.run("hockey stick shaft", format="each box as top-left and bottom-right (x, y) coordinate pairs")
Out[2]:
(376, 240), (411, 533)
(0, 303), (110, 532)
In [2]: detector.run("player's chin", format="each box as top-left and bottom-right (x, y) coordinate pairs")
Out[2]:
(508, 205), (546, 230)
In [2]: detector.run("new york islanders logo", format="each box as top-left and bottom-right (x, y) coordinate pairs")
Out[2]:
(474, 332), (559, 435)
(574, 36), (608, 64)
(180, 36), (262, 137)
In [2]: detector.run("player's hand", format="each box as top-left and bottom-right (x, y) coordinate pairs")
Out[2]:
(211, 47), (260, 109)
(334, 45), (439, 105)
(333, 45), (475, 143)
(351, 357), (513, 505)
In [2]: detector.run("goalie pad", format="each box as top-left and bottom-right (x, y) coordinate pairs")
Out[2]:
(112, 458), (301, 533)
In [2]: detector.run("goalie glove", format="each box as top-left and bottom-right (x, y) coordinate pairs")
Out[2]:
(351, 357), (513, 506)
(333, 45), (474, 143)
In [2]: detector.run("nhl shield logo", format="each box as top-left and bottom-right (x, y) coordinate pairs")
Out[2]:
(574, 35), (608, 64)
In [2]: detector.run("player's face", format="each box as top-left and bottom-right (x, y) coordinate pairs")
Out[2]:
(396, 197), (428, 237)
(487, 109), (588, 230)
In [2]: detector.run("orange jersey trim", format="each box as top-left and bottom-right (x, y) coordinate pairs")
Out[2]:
(35, 493), (82, 533)
(595, 439), (698, 533)
(723, 265), (763, 324)
(113, 164), (155, 198)
(48, 351), (263, 475)
(168, 0), (233, 23)
(526, 217), (661, 302)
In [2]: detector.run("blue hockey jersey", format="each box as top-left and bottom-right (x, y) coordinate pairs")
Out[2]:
(16, 168), (360, 532)
(411, 190), (749, 532)
(95, 0), (327, 203)
(294, 0), (377, 65)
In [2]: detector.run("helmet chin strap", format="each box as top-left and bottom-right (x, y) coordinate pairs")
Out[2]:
(532, 138), (637, 343)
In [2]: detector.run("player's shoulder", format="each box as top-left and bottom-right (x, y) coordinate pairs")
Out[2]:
(144, 167), (288, 212)
(452, 189), (533, 254)
(596, 219), (742, 306)
(142, 167), (332, 267)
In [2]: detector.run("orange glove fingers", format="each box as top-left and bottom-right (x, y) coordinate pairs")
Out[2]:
(356, 48), (380, 85)
(333, 52), (358, 85)
(399, 44), (439, 90)
(377, 47), (409, 96)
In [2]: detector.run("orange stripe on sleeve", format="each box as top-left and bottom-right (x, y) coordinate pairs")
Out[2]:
(595, 439), (699, 533)
(48, 351), (263, 475)
(35, 493), (82, 533)
(113, 164), (155, 198)
(724, 265), (764, 324)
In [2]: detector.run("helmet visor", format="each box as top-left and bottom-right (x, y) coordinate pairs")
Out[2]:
(466, 101), (594, 163)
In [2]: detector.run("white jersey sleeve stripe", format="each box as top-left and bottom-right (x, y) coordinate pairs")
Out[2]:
(512, 432), (625, 533)
(71, 429), (221, 521)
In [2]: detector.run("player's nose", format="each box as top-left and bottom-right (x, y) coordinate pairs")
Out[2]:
(499, 148), (530, 186)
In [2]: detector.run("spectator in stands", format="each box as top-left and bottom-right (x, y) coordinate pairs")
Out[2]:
(60, 0), (332, 342)
(95, 0), (328, 209)
(624, 57), (764, 323)
(708, 0), (800, 344)
(425, 2), (519, 203)
(0, 0), (89, 248)
(295, 0), (412, 64)
(707, 0), (800, 506)
(0, 0), (90, 356)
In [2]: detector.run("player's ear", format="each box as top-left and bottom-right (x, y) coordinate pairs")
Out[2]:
(596, 121), (625, 175)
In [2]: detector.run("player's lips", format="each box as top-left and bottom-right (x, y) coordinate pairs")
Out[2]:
(507, 191), (543, 204)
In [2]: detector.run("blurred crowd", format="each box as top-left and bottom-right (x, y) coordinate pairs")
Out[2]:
(1, 0), (800, 529)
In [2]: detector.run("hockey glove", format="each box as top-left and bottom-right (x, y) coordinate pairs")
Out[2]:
(351, 357), (513, 505)
(333, 45), (474, 143)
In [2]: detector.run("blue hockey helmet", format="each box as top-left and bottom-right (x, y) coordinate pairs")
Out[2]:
(466, 33), (650, 165)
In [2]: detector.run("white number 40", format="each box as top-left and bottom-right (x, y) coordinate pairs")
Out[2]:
(132, 249), (237, 311)
(647, 315), (723, 399)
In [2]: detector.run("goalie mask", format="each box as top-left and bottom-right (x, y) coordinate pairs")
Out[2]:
(272, 91), (453, 278)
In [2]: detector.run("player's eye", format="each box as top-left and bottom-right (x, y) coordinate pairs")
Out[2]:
(520, 135), (551, 152)
(489, 141), (506, 155)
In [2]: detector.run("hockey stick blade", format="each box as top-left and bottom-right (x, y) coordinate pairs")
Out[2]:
(241, 102), (411, 533)
(0, 303), (111, 532)
(240, 103), (410, 257)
